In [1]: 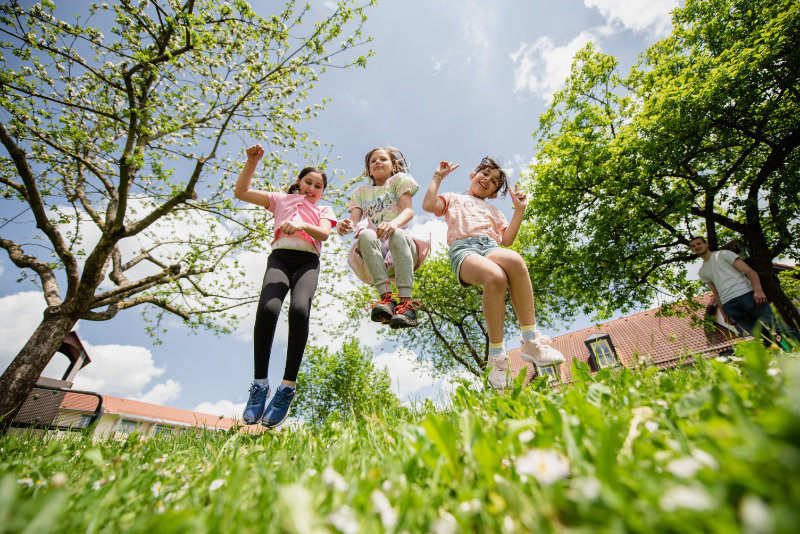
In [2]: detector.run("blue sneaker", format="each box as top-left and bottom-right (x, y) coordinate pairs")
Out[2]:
(262, 385), (296, 428)
(242, 382), (270, 424)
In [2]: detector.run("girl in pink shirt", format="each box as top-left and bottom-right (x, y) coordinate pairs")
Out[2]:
(422, 156), (564, 389)
(234, 144), (337, 428)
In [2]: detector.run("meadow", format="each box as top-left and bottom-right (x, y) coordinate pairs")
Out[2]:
(2, 341), (799, 533)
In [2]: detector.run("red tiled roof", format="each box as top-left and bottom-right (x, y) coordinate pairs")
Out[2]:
(56, 393), (265, 434)
(101, 394), (266, 434)
(506, 293), (741, 385)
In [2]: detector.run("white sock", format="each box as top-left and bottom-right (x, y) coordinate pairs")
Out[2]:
(521, 326), (537, 343)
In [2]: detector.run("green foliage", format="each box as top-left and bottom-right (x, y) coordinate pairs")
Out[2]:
(2, 344), (799, 532)
(294, 338), (402, 427)
(522, 0), (800, 326)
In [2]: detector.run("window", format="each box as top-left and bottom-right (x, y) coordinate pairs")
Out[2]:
(118, 419), (139, 434)
(153, 424), (173, 436)
(537, 365), (560, 382)
(592, 339), (617, 368)
(584, 334), (619, 372)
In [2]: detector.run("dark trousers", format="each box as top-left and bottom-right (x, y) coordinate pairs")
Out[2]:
(722, 291), (800, 346)
(253, 249), (320, 381)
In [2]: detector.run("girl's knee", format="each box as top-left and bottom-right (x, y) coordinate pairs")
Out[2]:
(357, 229), (378, 245)
(483, 268), (508, 290)
(288, 303), (311, 322)
(389, 229), (412, 250)
(502, 253), (528, 277)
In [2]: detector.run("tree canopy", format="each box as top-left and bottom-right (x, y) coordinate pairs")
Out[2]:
(522, 0), (800, 328)
(294, 338), (401, 427)
(0, 0), (375, 431)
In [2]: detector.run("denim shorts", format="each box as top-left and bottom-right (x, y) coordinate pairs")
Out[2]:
(448, 236), (500, 287)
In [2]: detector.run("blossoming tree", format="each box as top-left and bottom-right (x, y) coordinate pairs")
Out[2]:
(0, 0), (375, 431)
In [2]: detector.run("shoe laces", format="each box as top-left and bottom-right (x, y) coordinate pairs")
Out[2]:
(248, 384), (268, 402)
(366, 291), (397, 311)
(273, 387), (295, 408)
(394, 299), (421, 315)
(365, 280), (397, 311)
(489, 353), (509, 370)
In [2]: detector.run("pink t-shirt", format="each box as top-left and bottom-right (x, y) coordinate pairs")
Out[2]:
(265, 192), (337, 254)
(436, 192), (508, 246)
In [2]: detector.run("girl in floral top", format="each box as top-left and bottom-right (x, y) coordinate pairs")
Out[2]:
(338, 147), (424, 329)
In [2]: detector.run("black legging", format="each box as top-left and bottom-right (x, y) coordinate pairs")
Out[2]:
(253, 249), (320, 381)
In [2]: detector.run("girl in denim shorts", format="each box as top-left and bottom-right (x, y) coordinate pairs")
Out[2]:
(421, 156), (564, 389)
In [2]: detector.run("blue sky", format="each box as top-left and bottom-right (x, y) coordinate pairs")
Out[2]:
(0, 0), (683, 417)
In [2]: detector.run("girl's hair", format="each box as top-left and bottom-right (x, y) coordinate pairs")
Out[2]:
(363, 146), (409, 185)
(475, 156), (509, 197)
(287, 166), (327, 194)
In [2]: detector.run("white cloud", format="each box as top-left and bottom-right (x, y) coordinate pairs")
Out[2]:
(585, 0), (679, 38)
(0, 291), (183, 404)
(409, 217), (449, 256)
(510, 31), (597, 103)
(0, 291), (47, 373)
(431, 55), (445, 75)
(71, 342), (182, 404)
(194, 399), (245, 419)
(347, 93), (369, 111)
(374, 348), (460, 406)
(134, 379), (182, 405)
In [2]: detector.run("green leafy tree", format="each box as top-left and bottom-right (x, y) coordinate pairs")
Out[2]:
(293, 338), (401, 426)
(522, 0), (800, 328)
(0, 0), (375, 431)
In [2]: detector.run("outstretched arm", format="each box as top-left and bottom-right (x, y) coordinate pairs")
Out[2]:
(234, 144), (271, 208)
(422, 160), (459, 213)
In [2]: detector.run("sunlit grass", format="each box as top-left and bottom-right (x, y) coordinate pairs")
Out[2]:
(2, 341), (799, 533)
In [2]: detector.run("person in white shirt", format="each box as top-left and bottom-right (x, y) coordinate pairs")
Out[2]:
(689, 236), (798, 346)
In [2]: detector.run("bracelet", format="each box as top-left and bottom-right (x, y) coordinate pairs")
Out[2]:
(433, 173), (443, 180)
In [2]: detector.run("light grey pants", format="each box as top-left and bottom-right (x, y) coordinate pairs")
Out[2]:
(357, 228), (418, 298)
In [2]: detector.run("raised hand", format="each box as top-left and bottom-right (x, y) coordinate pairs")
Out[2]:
(435, 160), (460, 179)
(510, 182), (528, 210)
(245, 144), (264, 161)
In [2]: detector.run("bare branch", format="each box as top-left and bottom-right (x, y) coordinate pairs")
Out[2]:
(0, 122), (80, 289)
(0, 237), (61, 306)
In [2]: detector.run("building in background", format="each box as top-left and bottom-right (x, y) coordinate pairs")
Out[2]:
(10, 332), (264, 437)
(505, 293), (744, 387)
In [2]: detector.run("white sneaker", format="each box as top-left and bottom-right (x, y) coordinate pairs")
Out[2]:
(520, 331), (565, 366)
(487, 352), (512, 389)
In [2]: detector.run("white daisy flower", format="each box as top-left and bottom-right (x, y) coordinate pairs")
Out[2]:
(659, 485), (713, 511)
(515, 449), (570, 484)
(371, 490), (397, 529)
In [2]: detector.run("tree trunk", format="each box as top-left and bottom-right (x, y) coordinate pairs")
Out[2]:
(0, 309), (77, 434)
(749, 255), (800, 333)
